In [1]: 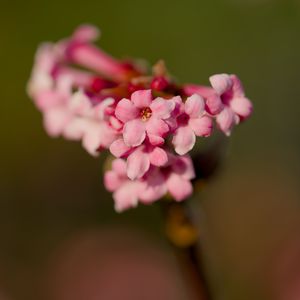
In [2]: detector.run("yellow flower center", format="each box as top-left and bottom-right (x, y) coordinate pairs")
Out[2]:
(141, 107), (152, 121)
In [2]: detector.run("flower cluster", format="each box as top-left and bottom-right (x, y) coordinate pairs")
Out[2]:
(28, 25), (253, 212)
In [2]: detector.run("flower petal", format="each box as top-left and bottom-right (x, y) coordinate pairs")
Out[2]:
(131, 89), (152, 108)
(123, 119), (146, 147)
(112, 158), (127, 176)
(104, 170), (123, 192)
(139, 168), (167, 204)
(147, 134), (165, 146)
(44, 108), (70, 137)
(149, 147), (168, 167)
(113, 181), (140, 212)
(172, 126), (196, 155)
(127, 148), (150, 180)
(115, 98), (139, 123)
(230, 97), (253, 119)
(146, 118), (169, 137)
(150, 97), (175, 119)
(172, 156), (195, 180)
(209, 74), (232, 94)
(189, 115), (213, 137)
(206, 93), (223, 115)
(216, 107), (236, 136)
(81, 123), (103, 156)
(230, 74), (245, 97)
(166, 173), (193, 201)
(110, 138), (132, 158)
(185, 94), (205, 118)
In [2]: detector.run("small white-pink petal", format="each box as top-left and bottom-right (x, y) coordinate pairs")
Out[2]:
(109, 138), (132, 158)
(172, 126), (196, 155)
(112, 158), (127, 176)
(230, 97), (253, 119)
(146, 117), (169, 137)
(149, 147), (168, 167)
(131, 89), (152, 108)
(104, 170), (123, 192)
(81, 124), (103, 156)
(139, 169), (167, 204)
(123, 119), (146, 147)
(150, 97), (175, 119)
(166, 174), (193, 201)
(209, 74), (232, 94)
(216, 107), (236, 136)
(185, 94), (205, 118)
(230, 74), (245, 97)
(115, 98), (139, 123)
(113, 181), (140, 212)
(127, 148), (150, 180)
(44, 108), (70, 137)
(189, 115), (213, 137)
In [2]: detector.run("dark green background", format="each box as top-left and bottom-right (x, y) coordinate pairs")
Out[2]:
(1, 0), (300, 299)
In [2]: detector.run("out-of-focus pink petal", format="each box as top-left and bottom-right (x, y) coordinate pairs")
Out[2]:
(69, 90), (91, 115)
(172, 126), (196, 155)
(149, 147), (168, 167)
(81, 123), (103, 156)
(127, 148), (150, 180)
(36, 91), (62, 111)
(166, 174), (193, 201)
(183, 85), (214, 98)
(189, 115), (213, 137)
(44, 108), (70, 137)
(123, 119), (146, 147)
(139, 169), (167, 204)
(72, 24), (100, 42)
(216, 107), (235, 136)
(230, 74), (245, 97)
(63, 118), (87, 140)
(104, 170), (123, 192)
(112, 158), (127, 176)
(230, 97), (253, 119)
(113, 182), (140, 212)
(185, 94), (205, 118)
(115, 98), (139, 123)
(131, 89), (152, 108)
(209, 74), (232, 94)
(109, 116), (123, 131)
(172, 156), (196, 180)
(150, 97), (175, 119)
(110, 138), (132, 158)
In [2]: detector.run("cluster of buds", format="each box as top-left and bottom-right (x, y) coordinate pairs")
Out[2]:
(28, 25), (253, 212)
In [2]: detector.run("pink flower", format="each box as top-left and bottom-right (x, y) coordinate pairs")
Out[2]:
(142, 155), (195, 203)
(110, 138), (168, 180)
(66, 90), (118, 156)
(104, 155), (195, 212)
(104, 159), (146, 212)
(115, 90), (175, 147)
(172, 94), (213, 155)
(209, 74), (253, 135)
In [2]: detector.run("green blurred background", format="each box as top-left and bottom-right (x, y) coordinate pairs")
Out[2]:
(1, 0), (300, 299)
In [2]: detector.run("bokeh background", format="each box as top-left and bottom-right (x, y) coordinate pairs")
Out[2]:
(1, 0), (300, 299)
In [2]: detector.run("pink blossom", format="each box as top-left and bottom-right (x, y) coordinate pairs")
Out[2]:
(172, 94), (213, 155)
(104, 155), (195, 212)
(209, 74), (253, 135)
(142, 155), (195, 203)
(104, 159), (145, 212)
(110, 138), (168, 180)
(115, 90), (175, 147)
(28, 25), (253, 212)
